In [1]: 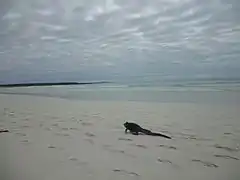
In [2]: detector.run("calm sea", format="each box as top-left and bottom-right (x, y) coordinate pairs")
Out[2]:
(0, 79), (240, 104)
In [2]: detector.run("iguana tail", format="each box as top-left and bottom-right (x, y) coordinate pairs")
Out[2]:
(141, 128), (171, 139)
(148, 132), (171, 139)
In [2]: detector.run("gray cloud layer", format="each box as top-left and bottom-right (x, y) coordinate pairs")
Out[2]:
(0, 0), (239, 83)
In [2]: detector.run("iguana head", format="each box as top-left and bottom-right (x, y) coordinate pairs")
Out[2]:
(124, 122), (129, 128)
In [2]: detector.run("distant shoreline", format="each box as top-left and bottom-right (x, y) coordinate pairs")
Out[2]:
(0, 81), (111, 88)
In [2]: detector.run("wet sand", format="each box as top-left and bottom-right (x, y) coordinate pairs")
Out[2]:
(0, 94), (240, 180)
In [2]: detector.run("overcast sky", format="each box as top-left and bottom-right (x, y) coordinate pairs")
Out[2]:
(0, 0), (239, 83)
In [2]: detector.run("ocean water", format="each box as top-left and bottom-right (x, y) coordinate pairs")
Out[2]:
(0, 80), (240, 104)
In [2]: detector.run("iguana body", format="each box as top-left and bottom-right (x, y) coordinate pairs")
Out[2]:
(124, 122), (171, 139)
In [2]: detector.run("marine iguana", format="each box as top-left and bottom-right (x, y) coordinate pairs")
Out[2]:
(124, 122), (171, 139)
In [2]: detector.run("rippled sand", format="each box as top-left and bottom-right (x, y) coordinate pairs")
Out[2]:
(0, 94), (240, 180)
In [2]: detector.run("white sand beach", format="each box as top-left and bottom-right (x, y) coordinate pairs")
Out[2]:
(0, 94), (240, 180)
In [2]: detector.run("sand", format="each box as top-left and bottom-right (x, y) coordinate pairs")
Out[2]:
(0, 94), (240, 180)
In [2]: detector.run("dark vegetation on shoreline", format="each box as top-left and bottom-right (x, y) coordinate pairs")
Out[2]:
(0, 81), (111, 88)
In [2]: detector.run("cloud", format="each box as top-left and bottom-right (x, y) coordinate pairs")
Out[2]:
(40, 36), (57, 41)
(36, 22), (68, 32)
(57, 38), (72, 43)
(0, 0), (240, 82)
(2, 12), (22, 20)
(84, 1), (121, 21)
(36, 9), (55, 16)
(127, 7), (158, 20)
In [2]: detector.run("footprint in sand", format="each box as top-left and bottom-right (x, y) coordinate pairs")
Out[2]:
(22, 118), (30, 122)
(157, 158), (172, 164)
(105, 147), (125, 154)
(20, 125), (31, 128)
(157, 144), (177, 150)
(157, 158), (180, 169)
(21, 139), (31, 145)
(103, 145), (136, 158)
(192, 159), (218, 168)
(61, 133), (70, 137)
(113, 169), (140, 177)
(15, 132), (27, 136)
(118, 138), (133, 142)
(48, 145), (57, 149)
(84, 138), (94, 144)
(81, 122), (92, 126)
(131, 144), (147, 149)
(68, 156), (88, 166)
(214, 155), (239, 160)
(68, 156), (78, 161)
(55, 132), (70, 137)
(69, 127), (79, 131)
(51, 123), (59, 127)
(223, 132), (232, 135)
(214, 144), (239, 152)
(85, 132), (95, 137)
(188, 136), (212, 141)
(179, 134), (211, 141)
(74, 119), (82, 123)
(45, 127), (53, 131)
(21, 139), (29, 143)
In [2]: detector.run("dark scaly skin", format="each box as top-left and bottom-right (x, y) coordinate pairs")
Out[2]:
(124, 122), (171, 139)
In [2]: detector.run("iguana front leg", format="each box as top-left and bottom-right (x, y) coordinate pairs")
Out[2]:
(131, 131), (139, 135)
(125, 128), (128, 133)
